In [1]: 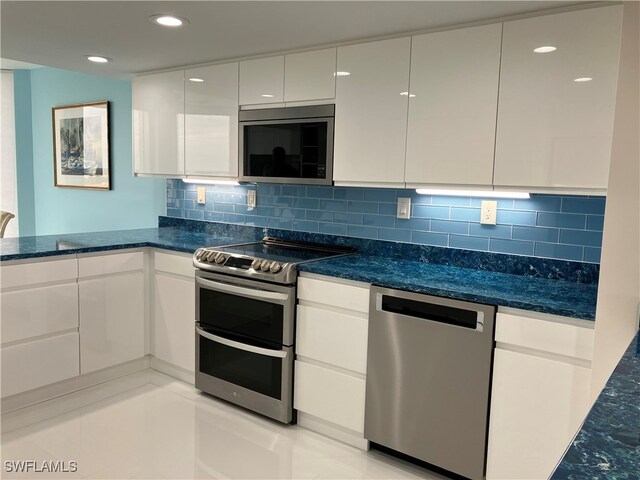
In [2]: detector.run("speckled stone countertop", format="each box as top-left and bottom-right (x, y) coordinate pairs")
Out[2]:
(298, 254), (598, 320)
(0, 220), (598, 320)
(552, 332), (640, 479)
(0, 227), (249, 261)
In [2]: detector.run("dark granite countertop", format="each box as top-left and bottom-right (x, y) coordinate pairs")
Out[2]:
(0, 227), (249, 261)
(1, 222), (598, 320)
(298, 254), (598, 320)
(552, 332), (640, 479)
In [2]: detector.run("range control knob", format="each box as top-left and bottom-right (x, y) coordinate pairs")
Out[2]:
(195, 249), (206, 261)
(269, 262), (282, 273)
(206, 251), (217, 262)
(215, 254), (226, 264)
(260, 260), (271, 272)
(251, 259), (262, 270)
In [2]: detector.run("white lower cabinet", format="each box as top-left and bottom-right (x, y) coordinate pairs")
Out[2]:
(294, 274), (370, 449)
(152, 251), (195, 374)
(79, 252), (146, 375)
(0, 257), (80, 398)
(486, 310), (594, 480)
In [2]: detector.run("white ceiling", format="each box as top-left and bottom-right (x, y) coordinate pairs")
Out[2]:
(1, 1), (590, 79)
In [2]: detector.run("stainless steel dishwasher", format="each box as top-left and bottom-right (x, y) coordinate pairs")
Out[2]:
(364, 286), (496, 480)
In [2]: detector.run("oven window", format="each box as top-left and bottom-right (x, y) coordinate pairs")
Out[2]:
(243, 123), (328, 179)
(199, 287), (284, 345)
(199, 334), (282, 399)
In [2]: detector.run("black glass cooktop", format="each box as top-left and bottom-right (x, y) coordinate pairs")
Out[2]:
(214, 242), (344, 264)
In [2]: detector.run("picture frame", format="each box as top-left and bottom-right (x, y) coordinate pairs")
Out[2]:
(52, 101), (110, 190)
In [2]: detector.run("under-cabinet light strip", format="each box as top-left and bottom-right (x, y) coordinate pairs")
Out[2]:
(415, 189), (530, 199)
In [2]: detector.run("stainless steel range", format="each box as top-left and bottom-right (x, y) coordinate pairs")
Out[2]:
(193, 237), (354, 423)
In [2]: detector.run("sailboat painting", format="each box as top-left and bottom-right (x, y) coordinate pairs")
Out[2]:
(53, 101), (110, 190)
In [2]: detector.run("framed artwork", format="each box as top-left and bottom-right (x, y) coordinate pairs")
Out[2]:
(52, 101), (110, 190)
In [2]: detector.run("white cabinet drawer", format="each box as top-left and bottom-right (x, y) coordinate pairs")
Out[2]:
(496, 312), (594, 361)
(1, 283), (79, 344)
(1, 257), (77, 289)
(79, 251), (144, 278)
(297, 276), (369, 313)
(296, 305), (367, 374)
(1, 332), (80, 398)
(154, 251), (195, 278)
(294, 361), (365, 433)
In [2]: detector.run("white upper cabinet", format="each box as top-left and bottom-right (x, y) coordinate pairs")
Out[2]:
(239, 56), (285, 105)
(284, 48), (337, 102)
(405, 24), (502, 188)
(494, 6), (623, 191)
(133, 70), (185, 176)
(333, 37), (411, 186)
(185, 63), (239, 178)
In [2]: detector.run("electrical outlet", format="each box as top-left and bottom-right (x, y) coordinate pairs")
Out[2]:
(481, 200), (497, 225)
(197, 187), (206, 205)
(247, 189), (257, 210)
(397, 198), (411, 219)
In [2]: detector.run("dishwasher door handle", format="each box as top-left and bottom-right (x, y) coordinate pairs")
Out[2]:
(376, 292), (486, 332)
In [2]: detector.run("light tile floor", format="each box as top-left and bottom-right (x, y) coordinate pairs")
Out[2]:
(1, 370), (447, 479)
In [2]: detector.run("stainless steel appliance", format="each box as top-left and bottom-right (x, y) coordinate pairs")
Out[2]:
(193, 237), (353, 424)
(239, 104), (334, 185)
(365, 286), (496, 480)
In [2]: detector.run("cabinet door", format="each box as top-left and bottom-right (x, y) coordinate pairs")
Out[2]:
(79, 272), (145, 374)
(333, 37), (411, 186)
(284, 48), (336, 102)
(405, 24), (501, 188)
(185, 63), (239, 178)
(494, 6), (623, 191)
(154, 273), (195, 372)
(239, 56), (284, 105)
(486, 348), (591, 479)
(133, 70), (185, 175)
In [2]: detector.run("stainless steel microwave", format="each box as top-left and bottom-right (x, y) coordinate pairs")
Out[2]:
(239, 104), (334, 185)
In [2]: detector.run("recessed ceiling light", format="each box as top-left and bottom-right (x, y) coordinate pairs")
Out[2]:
(574, 77), (593, 82)
(189, 78), (204, 83)
(334, 71), (351, 77)
(400, 92), (416, 98)
(87, 56), (110, 63)
(533, 46), (557, 53)
(261, 94), (275, 98)
(149, 15), (189, 27)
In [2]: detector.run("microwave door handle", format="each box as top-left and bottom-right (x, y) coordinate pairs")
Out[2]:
(196, 277), (289, 302)
(196, 326), (288, 359)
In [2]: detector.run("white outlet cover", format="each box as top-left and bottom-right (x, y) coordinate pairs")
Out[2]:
(197, 187), (206, 204)
(480, 200), (497, 225)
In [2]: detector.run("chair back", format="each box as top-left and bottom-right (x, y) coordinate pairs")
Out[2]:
(0, 211), (15, 238)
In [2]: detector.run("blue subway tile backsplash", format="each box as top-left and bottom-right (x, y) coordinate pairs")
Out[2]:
(165, 180), (606, 264)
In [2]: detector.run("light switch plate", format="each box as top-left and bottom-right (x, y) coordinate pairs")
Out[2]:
(397, 198), (411, 219)
(197, 187), (206, 205)
(481, 200), (497, 225)
(247, 189), (257, 210)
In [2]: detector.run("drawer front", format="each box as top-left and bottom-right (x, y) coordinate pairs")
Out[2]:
(294, 360), (365, 433)
(1, 257), (77, 289)
(79, 251), (144, 278)
(296, 304), (368, 374)
(1, 283), (79, 344)
(1, 332), (80, 398)
(496, 312), (594, 361)
(154, 251), (195, 278)
(297, 276), (369, 313)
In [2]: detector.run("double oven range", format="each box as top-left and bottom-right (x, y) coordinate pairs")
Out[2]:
(193, 237), (353, 423)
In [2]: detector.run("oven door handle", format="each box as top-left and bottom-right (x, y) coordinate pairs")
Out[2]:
(196, 277), (289, 302)
(196, 326), (288, 359)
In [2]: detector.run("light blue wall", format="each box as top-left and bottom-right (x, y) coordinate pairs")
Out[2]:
(167, 180), (605, 264)
(13, 70), (36, 236)
(16, 67), (165, 236)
